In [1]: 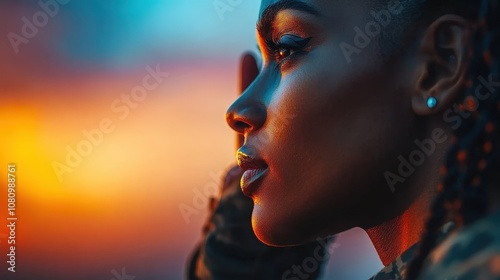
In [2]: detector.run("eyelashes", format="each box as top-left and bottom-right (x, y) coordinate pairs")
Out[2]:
(265, 35), (312, 67)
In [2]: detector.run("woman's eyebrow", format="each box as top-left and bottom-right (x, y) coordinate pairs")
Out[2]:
(256, 0), (321, 38)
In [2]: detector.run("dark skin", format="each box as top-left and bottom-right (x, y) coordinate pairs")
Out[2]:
(225, 0), (498, 266)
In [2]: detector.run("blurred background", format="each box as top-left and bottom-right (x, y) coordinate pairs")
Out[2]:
(0, 1), (382, 279)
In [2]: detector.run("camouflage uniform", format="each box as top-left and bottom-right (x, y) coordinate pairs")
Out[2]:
(368, 243), (418, 280)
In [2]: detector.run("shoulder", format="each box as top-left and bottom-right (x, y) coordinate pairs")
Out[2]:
(420, 210), (500, 279)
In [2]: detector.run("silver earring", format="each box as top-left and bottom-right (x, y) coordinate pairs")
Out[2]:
(427, 96), (438, 109)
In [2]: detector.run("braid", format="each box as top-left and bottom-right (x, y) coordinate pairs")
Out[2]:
(406, 1), (500, 279)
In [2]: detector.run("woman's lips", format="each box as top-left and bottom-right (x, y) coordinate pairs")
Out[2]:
(240, 168), (268, 196)
(236, 147), (268, 196)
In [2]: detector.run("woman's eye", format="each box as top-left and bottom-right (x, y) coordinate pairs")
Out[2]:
(277, 47), (292, 61)
(267, 35), (312, 66)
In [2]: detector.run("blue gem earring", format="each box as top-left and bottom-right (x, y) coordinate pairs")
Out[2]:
(427, 96), (438, 109)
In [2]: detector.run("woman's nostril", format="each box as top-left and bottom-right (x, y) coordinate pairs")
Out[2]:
(235, 121), (251, 131)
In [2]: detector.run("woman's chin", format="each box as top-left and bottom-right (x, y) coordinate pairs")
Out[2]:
(251, 206), (310, 247)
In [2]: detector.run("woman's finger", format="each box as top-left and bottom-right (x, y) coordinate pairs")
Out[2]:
(236, 52), (259, 151)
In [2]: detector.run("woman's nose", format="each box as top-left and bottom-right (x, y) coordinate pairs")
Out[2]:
(226, 53), (266, 135)
(226, 99), (267, 134)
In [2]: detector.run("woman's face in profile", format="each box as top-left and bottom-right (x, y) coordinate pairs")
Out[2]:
(227, 0), (427, 245)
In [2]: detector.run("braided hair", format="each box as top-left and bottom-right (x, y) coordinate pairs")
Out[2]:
(406, 0), (500, 279)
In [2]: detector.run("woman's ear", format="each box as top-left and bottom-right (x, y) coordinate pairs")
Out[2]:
(413, 15), (471, 116)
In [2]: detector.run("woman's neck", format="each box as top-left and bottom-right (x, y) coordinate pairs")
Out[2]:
(365, 191), (432, 265)
(365, 128), (446, 265)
